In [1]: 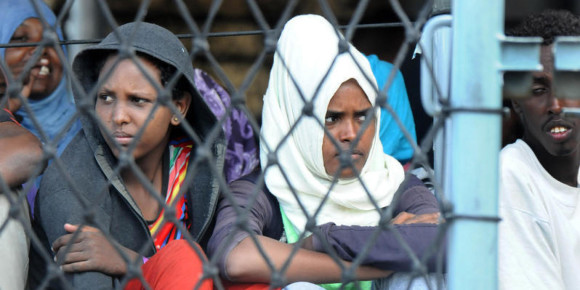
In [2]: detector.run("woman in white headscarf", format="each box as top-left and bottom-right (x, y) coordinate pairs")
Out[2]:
(260, 13), (405, 235)
(208, 14), (444, 289)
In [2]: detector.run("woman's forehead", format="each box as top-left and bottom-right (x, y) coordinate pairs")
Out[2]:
(326, 78), (371, 106)
(99, 56), (161, 88)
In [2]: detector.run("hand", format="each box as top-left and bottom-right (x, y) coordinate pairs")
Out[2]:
(52, 223), (139, 276)
(19, 73), (35, 99)
(0, 72), (35, 113)
(390, 212), (442, 225)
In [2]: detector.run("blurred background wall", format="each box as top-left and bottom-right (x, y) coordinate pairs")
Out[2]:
(43, 0), (580, 144)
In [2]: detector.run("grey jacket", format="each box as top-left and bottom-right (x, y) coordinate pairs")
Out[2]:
(30, 22), (226, 289)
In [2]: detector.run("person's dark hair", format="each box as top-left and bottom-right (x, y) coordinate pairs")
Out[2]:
(502, 10), (580, 147)
(93, 51), (189, 101)
(506, 9), (580, 45)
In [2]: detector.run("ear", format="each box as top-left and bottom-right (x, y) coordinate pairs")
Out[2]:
(511, 99), (523, 121)
(171, 91), (192, 126)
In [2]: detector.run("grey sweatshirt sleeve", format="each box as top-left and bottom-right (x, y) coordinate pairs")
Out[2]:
(35, 188), (116, 289)
(310, 175), (446, 272)
(33, 150), (116, 289)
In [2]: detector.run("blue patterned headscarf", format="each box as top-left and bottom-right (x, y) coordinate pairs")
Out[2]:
(0, 0), (80, 152)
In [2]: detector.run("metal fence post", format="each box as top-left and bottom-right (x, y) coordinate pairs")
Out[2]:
(448, 0), (503, 289)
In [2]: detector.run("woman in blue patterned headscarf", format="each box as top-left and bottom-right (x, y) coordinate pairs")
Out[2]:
(0, 0), (82, 216)
(0, 0), (80, 154)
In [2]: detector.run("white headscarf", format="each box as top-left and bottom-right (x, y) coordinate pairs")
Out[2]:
(260, 14), (405, 234)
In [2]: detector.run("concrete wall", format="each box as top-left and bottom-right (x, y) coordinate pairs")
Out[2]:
(51, 0), (422, 121)
(48, 0), (579, 138)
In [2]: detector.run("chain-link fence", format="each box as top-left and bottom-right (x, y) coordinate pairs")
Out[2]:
(0, 0), (508, 289)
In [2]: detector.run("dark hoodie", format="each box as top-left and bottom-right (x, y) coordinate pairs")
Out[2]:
(30, 22), (226, 289)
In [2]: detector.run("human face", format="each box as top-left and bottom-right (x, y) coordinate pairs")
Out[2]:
(5, 18), (63, 100)
(513, 45), (580, 158)
(95, 56), (189, 162)
(322, 79), (375, 179)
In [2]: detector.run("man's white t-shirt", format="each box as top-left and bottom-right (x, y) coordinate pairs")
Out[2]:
(499, 139), (580, 290)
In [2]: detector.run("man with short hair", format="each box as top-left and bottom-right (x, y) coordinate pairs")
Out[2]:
(499, 9), (580, 290)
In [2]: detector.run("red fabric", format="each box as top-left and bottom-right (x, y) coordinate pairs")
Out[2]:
(125, 240), (213, 290)
(149, 139), (193, 250)
(220, 280), (280, 290)
(402, 161), (412, 172)
(2, 108), (19, 124)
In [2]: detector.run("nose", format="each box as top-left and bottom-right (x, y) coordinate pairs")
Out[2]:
(548, 96), (563, 115)
(23, 45), (37, 58)
(39, 46), (49, 57)
(36, 45), (50, 57)
(111, 102), (130, 126)
(337, 119), (357, 143)
(24, 45), (48, 62)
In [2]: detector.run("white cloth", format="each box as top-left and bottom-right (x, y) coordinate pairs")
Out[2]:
(0, 191), (31, 290)
(373, 273), (446, 290)
(498, 140), (580, 290)
(260, 14), (404, 234)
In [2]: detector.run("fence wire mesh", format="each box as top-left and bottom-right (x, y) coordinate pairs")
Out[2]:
(0, 0), (465, 289)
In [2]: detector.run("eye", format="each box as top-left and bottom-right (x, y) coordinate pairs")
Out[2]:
(325, 115), (338, 124)
(130, 96), (150, 105)
(98, 94), (114, 104)
(9, 34), (27, 43)
(532, 86), (548, 96)
(355, 109), (372, 123)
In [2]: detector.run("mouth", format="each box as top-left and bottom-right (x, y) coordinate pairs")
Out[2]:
(546, 123), (573, 141)
(38, 65), (50, 76)
(32, 58), (51, 77)
(351, 150), (363, 159)
(336, 149), (364, 162)
(112, 132), (133, 146)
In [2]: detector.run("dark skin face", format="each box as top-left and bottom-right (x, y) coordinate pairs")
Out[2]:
(5, 18), (63, 100)
(95, 56), (189, 163)
(96, 56), (191, 221)
(512, 45), (580, 186)
(322, 79), (375, 179)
